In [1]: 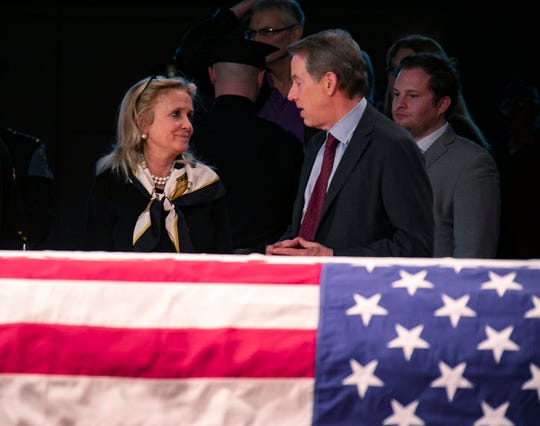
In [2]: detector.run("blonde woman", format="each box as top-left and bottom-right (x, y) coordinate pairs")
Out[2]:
(83, 75), (232, 253)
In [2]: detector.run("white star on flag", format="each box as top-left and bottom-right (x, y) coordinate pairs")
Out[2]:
(430, 361), (473, 401)
(342, 358), (384, 398)
(346, 293), (388, 326)
(480, 271), (522, 297)
(473, 401), (514, 426)
(522, 363), (540, 400)
(477, 325), (519, 363)
(525, 295), (540, 318)
(451, 263), (466, 273)
(382, 399), (424, 426)
(434, 294), (476, 327)
(350, 259), (379, 273)
(387, 324), (430, 361)
(392, 270), (433, 296)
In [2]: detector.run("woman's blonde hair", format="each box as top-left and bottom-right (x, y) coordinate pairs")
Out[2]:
(96, 75), (198, 181)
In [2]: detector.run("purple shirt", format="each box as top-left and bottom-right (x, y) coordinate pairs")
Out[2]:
(258, 75), (305, 144)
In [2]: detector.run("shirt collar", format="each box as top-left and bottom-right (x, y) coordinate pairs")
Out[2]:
(329, 98), (367, 145)
(417, 122), (449, 153)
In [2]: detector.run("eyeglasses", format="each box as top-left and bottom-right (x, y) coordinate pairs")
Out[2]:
(136, 75), (157, 106)
(244, 24), (296, 40)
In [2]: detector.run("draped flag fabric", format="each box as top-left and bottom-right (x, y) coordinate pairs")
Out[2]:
(0, 251), (539, 426)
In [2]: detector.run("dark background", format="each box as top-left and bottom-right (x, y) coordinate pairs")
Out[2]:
(1, 2), (537, 249)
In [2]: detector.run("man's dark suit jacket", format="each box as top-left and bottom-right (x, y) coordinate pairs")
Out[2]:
(288, 103), (434, 257)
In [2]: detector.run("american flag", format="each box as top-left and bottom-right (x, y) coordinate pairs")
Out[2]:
(0, 252), (539, 425)
(314, 260), (540, 426)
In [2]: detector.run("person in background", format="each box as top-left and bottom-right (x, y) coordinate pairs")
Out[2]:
(190, 36), (303, 254)
(0, 136), (24, 249)
(266, 29), (434, 257)
(383, 34), (492, 153)
(361, 50), (377, 106)
(83, 75), (232, 253)
(392, 52), (500, 258)
(0, 57), (20, 249)
(495, 75), (540, 259)
(173, 0), (317, 145)
(0, 128), (54, 249)
(0, 56), (54, 249)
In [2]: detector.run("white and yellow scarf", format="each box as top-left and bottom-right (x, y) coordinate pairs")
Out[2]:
(132, 157), (220, 252)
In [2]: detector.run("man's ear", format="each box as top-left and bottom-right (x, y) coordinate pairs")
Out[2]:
(291, 24), (303, 41)
(438, 96), (451, 115)
(208, 66), (216, 84)
(257, 69), (266, 87)
(324, 71), (338, 95)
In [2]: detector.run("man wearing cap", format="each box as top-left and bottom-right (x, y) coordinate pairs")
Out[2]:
(173, 0), (317, 145)
(189, 36), (303, 254)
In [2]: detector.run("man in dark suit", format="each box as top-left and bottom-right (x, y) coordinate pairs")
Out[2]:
(266, 29), (434, 257)
(392, 53), (500, 258)
(190, 36), (304, 254)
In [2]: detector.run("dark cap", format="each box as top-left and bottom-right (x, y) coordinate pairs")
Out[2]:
(204, 36), (279, 68)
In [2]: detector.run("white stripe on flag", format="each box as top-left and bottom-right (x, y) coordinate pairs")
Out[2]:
(0, 279), (319, 329)
(0, 375), (314, 426)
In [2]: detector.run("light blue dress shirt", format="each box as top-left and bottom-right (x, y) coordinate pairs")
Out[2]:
(302, 98), (367, 216)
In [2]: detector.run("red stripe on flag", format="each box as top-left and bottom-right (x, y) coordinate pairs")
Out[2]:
(0, 257), (321, 285)
(0, 323), (316, 378)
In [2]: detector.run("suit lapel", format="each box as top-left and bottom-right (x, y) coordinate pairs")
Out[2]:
(320, 104), (376, 216)
(424, 125), (456, 168)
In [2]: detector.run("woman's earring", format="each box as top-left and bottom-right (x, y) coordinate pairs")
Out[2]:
(142, 133), (147, 140)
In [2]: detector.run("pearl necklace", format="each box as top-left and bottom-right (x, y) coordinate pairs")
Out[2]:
(151, 165), (175, 187)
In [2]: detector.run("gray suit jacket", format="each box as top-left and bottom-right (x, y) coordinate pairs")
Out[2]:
(424, 125), (500, 258)
(288, 103), (434, 257)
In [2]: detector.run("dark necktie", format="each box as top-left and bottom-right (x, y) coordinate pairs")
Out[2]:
(298, 133), (339, 241)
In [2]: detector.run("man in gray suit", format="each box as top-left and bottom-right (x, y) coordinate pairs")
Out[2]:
(266, 29), (434, 257)
(392, 52), (500, 258)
